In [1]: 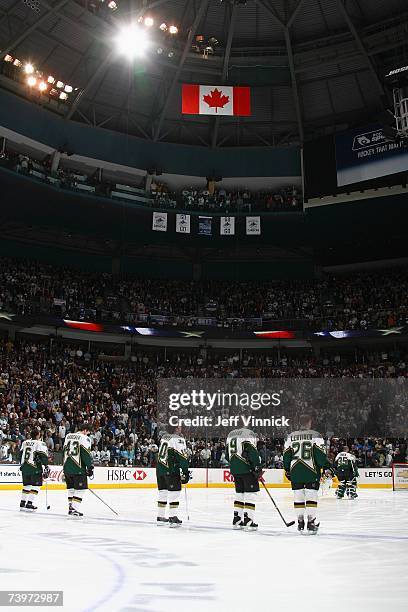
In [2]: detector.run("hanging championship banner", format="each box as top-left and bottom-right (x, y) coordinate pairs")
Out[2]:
(152, 211), (167, 232)
(198, 216), (212, 236)
(176, 214), (191, 234)
(220, 216), (235, 235)
(246, 216), (261, 235)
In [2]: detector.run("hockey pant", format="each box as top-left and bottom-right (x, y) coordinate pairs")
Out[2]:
(234, 492), (257, 522)
(157, 489), (181, 518)
(294, 488), (318, 521)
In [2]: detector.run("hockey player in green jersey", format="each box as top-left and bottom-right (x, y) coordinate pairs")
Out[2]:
(63, 423), (93, 517)
(283, 415), (332, 534)
(156, 432), (190, 527)
(334, 447), (359, 499)
(226, 428), (262, 531)
(20, 430), (49, 511)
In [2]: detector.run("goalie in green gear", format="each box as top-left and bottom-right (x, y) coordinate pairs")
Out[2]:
(226, 428), (262, 531)
(63, 423), (93, 517)
(283, 415), (332, 534)
(20, 429), (49, 511)
(334, 447), (359, 499)
(156, 432), (190, 527)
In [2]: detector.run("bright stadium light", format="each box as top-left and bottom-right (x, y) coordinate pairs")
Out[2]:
(27, 76), (36, 87)
(59, 92), (68, 100)
(169, 25), (178, 35)
(24, 63), (34, 74)
(144, 16), (154, 27)
(47, 75), (55, 84)
(115, 24), (150, 59)
(38, 81), (47, 92)
(159, 23), (167, 31)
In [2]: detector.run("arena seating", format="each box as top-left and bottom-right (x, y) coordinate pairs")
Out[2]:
(0, 338), (406, 468)
(0, 257), (406, 330)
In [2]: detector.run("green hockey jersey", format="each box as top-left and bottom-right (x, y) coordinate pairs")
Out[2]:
(156, 434), (189, 478)
(283, 429), (330, 485)
(334, 451), (359, 479)
(63, 432), (93, 476)
(226, 428), (261, 476)
(20, 439), (48, 477)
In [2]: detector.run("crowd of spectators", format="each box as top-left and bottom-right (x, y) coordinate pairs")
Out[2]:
(0, 148), (301, 214)
(0, 149), (100, 190)
(0, 257), (407, 331)
(151, 185), (302, 213)
(0, 338), (406, 468)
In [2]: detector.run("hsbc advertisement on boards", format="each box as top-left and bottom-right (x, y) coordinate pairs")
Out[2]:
(107, 468), (148, 482)
(335, 124), (408, 186)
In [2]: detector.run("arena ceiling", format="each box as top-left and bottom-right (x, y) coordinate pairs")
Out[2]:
(0, 0), (407, 147)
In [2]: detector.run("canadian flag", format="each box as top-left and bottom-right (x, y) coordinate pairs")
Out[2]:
(182, 84), (251, 116)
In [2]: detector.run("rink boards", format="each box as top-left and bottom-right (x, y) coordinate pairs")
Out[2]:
(0, 464), (395, 490)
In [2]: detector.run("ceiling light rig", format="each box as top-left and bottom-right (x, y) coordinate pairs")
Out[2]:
(114, 14), (180, 61)
(85, 0), (118, 18)
(192, 35), (220, 59)
(22, 0), (40, 13)
(1, 54), (78, 104)
(115, 24), (151, 59)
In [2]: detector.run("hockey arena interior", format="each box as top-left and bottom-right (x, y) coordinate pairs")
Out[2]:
(0, 0), (408, 610)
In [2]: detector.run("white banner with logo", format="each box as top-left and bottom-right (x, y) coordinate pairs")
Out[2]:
(357, 467), (393, 485)
(176, 213), (190, 234)
(0, 465), (394, 490)
(152, 211), (168, 232)
(246, 216), (261, 235)
(220, 216), (235, 236)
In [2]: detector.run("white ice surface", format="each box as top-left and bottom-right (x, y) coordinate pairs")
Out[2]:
(0, 488), (407, 612)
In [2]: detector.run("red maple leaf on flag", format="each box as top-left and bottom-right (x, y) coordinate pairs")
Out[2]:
(203, 88), (230, 112)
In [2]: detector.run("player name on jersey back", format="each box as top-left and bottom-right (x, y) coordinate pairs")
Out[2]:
(287, 430), (322, 442)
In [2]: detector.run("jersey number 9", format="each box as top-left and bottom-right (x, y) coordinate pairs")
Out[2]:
(228, 438), (238, 455)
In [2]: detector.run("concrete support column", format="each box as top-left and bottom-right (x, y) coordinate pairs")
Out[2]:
(145, 173), (153, 192)
(51, 150), (61, 176)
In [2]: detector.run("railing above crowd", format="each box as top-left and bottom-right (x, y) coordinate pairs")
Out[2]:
(0, 149), (302, 214)
(150, 184), (302, 213)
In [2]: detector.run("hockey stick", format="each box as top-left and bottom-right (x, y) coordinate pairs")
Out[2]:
(89, 488), (119, 516)
(260, 479), (295, 527)
(45, 480), (50, 510)
(184, 485), (190, 521)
